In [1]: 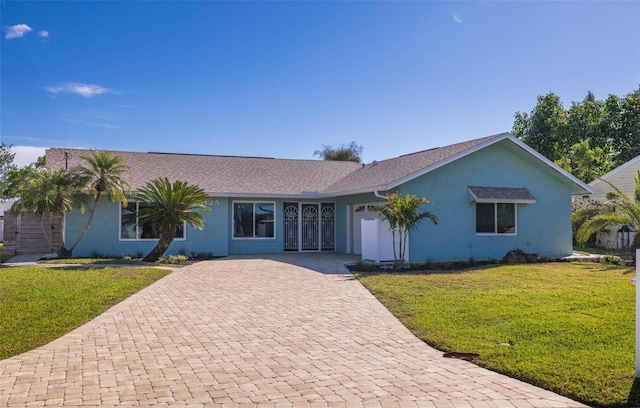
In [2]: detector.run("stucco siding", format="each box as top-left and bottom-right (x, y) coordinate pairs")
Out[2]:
(400, 143), (573, 261)
(65, 198), (228, 258)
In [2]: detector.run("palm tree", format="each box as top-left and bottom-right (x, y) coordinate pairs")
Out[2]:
(314, 141), (364, 163)
(376, 192), (438, 269)
(576, 170), (640, 260)
(134, 178), (211, 262)
(9, 168), (89, 256)
(67, 151), (130, 254)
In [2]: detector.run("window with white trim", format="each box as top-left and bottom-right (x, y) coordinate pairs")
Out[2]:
(233, 201), (275, 238)
(120, 202), (185, 240)
(476, 203), (516, 234)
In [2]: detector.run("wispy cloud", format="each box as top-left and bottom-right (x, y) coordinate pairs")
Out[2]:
(62, 118), (119, 129)
(46, 82), (116, 98)
(38, 30), (49, 38)
(5, 24), (33, 39)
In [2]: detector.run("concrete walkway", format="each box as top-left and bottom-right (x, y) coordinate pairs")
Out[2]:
(0, 253), (587, 407)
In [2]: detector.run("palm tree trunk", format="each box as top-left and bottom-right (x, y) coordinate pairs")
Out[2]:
(143, 227), (175, 262)
(68, 194), (101, 253)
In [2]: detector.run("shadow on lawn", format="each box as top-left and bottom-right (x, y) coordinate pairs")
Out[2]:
(627, 378), (640, 407)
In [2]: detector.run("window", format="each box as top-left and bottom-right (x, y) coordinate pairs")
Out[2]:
(233, 202), (275, 238)
(476, 203), (516, 234)
(120, 202), (185, 240)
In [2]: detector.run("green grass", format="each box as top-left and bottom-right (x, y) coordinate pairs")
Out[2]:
(0, 265), (170, 360)
(355, 263), (638, 407)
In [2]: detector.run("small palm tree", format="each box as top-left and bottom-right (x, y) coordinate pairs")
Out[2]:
(376, 192), (438, 269)
(134, 178), (211, 262)
(9, 169), (89, 255)
(314, 141), (363, 163)
(576, 170), (640, 260)
(67, 151), (130, 254)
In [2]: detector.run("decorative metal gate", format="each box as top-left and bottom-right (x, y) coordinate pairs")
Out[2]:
(301, 204), (319, 250)
(283, 202), (335, 252)
(321, 203), (335, 251)
(283, 203), (298, 251)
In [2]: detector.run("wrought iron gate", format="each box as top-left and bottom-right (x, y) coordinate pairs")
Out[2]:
(283, 203), (335, 251)
(283, 203), (298, 251)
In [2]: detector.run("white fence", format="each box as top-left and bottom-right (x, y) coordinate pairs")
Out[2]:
(361, 218), (409, 263)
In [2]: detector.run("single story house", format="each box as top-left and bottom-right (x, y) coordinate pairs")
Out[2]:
(38, 132), (592, 261)
(587, 154), (640, 249)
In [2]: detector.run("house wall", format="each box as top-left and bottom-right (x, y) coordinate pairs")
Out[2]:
(399, 142), (574, 261)
(65, 198), (229, 258)
(588, 156), (640, 249)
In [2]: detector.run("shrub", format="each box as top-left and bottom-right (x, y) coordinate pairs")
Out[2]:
(604, 254), (622, 265)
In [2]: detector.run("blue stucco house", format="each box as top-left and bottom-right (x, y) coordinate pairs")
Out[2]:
(45, 132), (593, 261)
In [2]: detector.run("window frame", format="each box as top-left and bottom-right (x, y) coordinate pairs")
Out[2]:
(475, 202), (517, 236)
(119, 201), (187, 241)
(232, 201), (276, 240)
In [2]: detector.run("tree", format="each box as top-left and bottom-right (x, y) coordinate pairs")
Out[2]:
(0, 143), (17, 198)
(8, 168), (90, 255)
(555, 140), (611, 183)
(513, 87), (640, 181)
(376, 192), (438, 270)
(314, 141), (363, 163)
(512, 93), (567, 162)
(66, 151), (130, 254)
(575, 170), (640, 260)
(134, 178), (211, 262)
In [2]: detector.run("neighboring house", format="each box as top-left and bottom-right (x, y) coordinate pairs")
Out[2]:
(6, 132), (591, 261)
(587, 155), (640, 249)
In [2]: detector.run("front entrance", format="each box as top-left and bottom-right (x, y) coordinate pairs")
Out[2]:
(283, 203), (335, 251)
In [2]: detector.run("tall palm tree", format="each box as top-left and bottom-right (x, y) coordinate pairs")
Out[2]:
(376, 192), (438, 269)
(67, 151), (130, 254)
(134, 178), (211, 262)
(9, 168), (89, 255)
(576, 170), (640, 260)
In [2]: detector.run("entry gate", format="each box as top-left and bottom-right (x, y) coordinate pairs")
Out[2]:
(284, 202), (335, 251)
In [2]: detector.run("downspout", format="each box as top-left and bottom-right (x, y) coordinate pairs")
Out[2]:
(374, 190), (388, 200)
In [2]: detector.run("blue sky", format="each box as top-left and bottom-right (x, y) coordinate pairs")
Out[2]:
(1, 1), (639, 167)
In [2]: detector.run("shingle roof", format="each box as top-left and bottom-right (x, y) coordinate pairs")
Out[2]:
(321, 134), (505, 194)
(45, 132), (590, 198)
(44, 149), (361, 196)
(467, 186), (536, 203)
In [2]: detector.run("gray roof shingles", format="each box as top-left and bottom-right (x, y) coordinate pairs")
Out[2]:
(45, 133), (508, 197)
(468, 186), (536, 202)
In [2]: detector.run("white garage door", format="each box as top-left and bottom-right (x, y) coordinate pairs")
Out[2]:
(352, 203), (379, 255)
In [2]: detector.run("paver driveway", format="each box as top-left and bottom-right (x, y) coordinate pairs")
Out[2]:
(0, 254), (586, 407)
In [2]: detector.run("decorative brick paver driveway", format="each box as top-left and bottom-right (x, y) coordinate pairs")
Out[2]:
(0, 254), (586, 407)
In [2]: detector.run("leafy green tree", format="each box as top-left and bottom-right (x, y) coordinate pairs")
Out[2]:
(555, 140), (611, 183)
(575, 170), (640, 260)
(616, 87), (640, 165)
(0, 143), (17, 198)
(513, 93), (567, 162)
(376, 192), (438, 270)
(8, 169), (90, 255)
(67, 151), (130, 254)
(314, 141), (364, 163)
(513, 87), (640, 181)
(133, 178), (211, 262)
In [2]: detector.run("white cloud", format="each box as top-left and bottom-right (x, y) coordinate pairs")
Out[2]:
(46, 82), (115, 98)
(38, 30), (49, 38)
(10, 146), (47, 167)
(5, 24), (33, 39)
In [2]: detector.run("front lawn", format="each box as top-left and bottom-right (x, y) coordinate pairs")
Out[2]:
(355, 262), (638, 407)
(0, 265), (170, 360)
